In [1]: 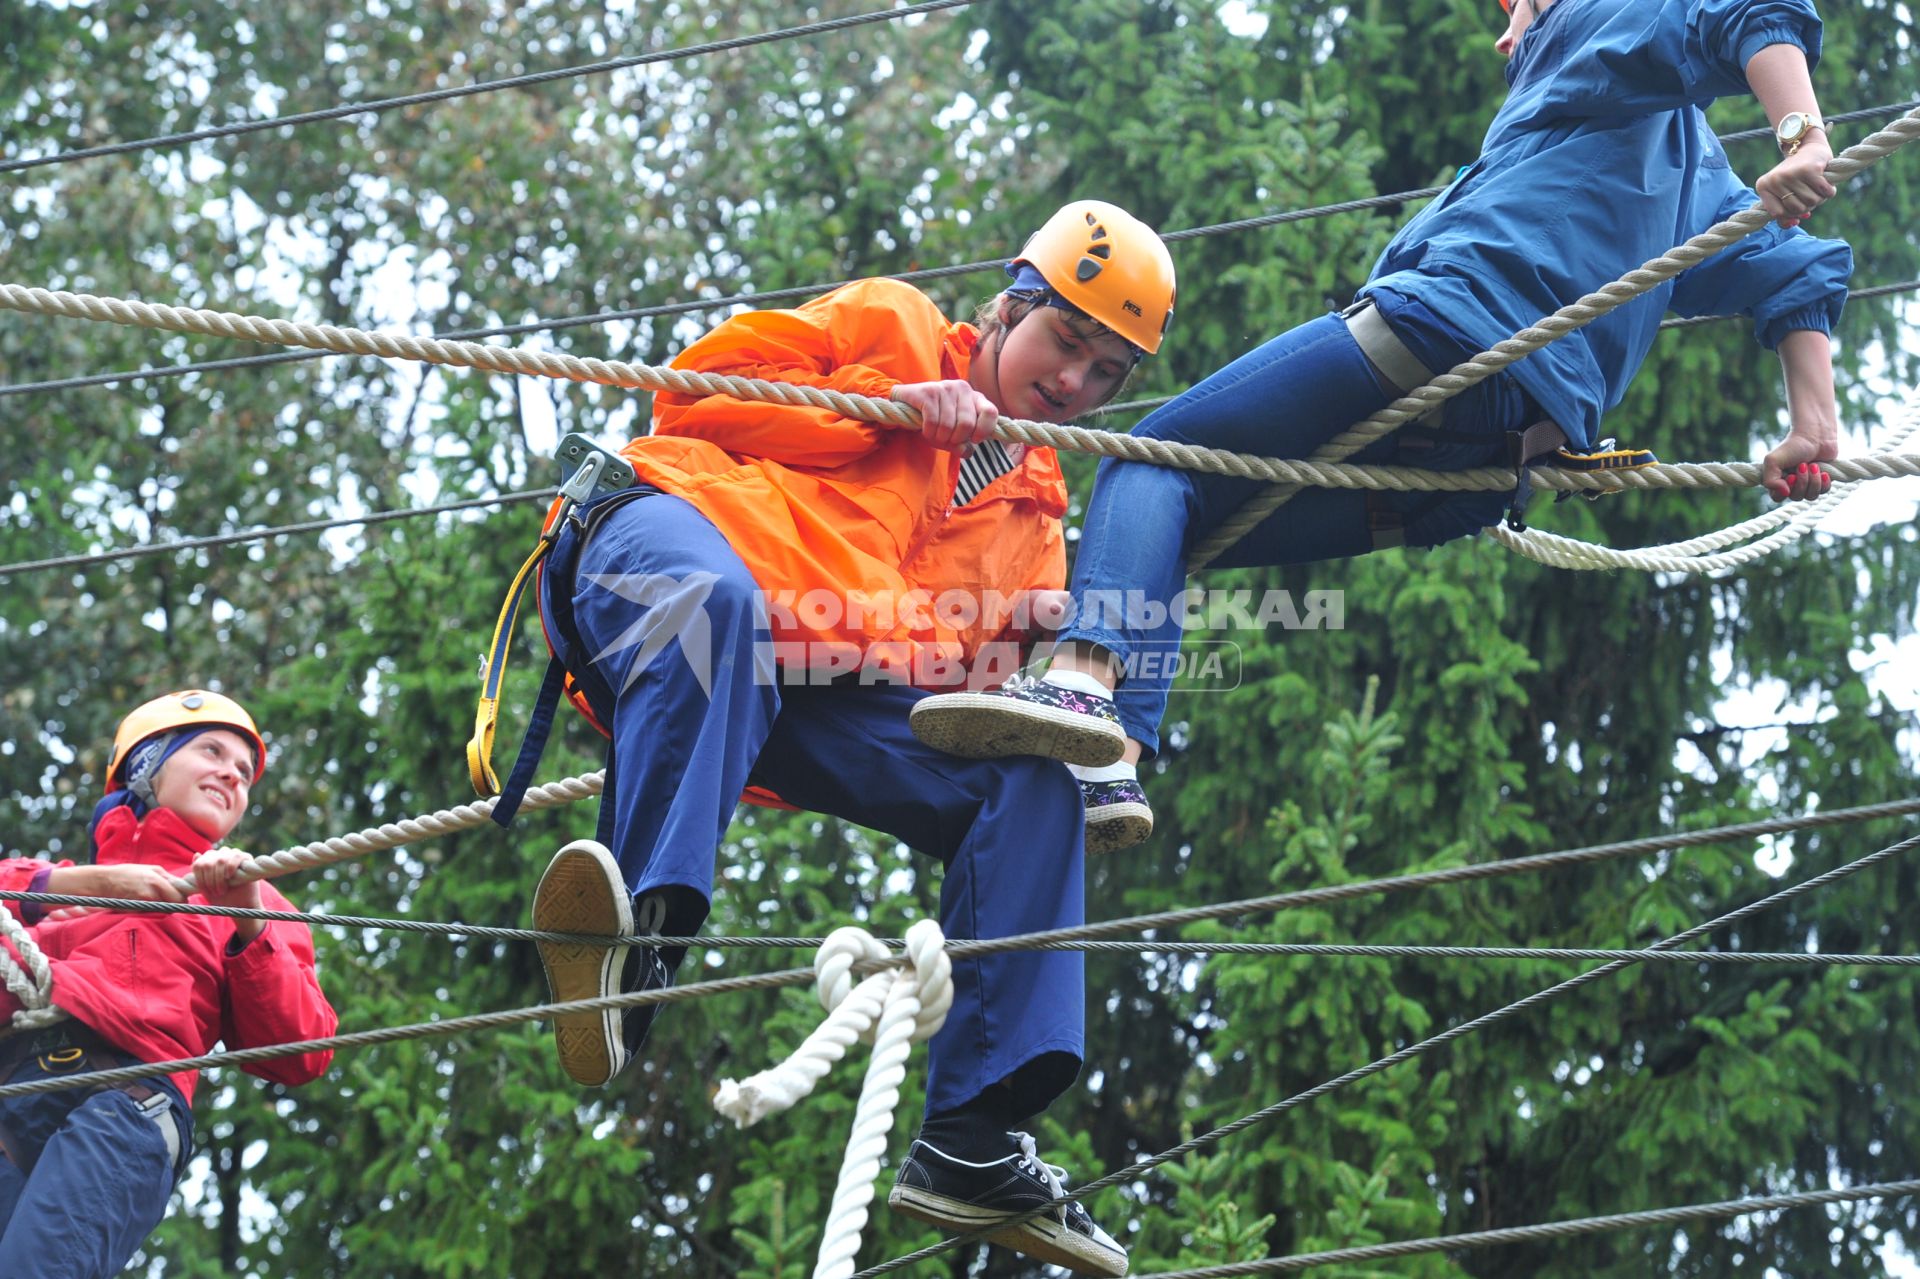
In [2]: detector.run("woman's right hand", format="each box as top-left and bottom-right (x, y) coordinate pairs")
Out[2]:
(892, 380), (1001, 455)
(45, 863), (187, 903)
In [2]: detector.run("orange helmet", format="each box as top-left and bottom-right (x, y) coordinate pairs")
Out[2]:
(1011, 201), (1176, 355)
(107, 689), (265, 793)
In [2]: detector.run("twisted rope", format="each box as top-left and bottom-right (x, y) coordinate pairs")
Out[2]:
(8, 278), (1920, 500)
(0, 772), (603, 1013)
(715, 922), (951, 1279)
(0, 907), (67, 1031)
(1183, 104), (1920, 570)
(1143, 1179), (1920, 1277)
(196, 771), (604, 893)
(1493, 384), (1920, 572)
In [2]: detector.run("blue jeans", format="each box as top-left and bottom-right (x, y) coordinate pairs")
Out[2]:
(0, 1058), (191, 1279)
(1061, 307), (1533, 755)
(545, 494), (1088, 1116)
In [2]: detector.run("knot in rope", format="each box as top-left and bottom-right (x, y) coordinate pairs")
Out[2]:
(812, 921), (953, 1043)
(713, 919), (951, 1279)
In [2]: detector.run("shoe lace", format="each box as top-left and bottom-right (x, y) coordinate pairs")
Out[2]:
(1001, 672), (1038, 695)
(1012, 1131), (1072, 1202)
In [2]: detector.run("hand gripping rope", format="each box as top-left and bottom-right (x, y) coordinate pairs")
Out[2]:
(713, 921), (953, 1279)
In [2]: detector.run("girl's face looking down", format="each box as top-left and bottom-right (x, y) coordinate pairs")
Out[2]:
(981, 302), (1137, 423)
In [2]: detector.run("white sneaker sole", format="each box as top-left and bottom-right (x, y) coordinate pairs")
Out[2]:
(910, 693), (1125, 767)
(1085, 803), (1153, 855)
(887, 1184), (1128, 1278)
(532, 839), (633, 1088)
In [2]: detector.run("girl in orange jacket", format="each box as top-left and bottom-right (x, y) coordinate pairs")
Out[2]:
(530, 202), (1173, 1276)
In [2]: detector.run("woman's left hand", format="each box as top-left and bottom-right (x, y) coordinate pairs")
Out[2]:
(1755, 136), (1836, 229)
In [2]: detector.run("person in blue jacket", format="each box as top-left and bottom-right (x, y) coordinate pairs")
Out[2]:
(908, 0), (1853, 851)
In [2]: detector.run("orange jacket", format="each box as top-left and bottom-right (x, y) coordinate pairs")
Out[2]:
(622, 277), (1068, 683)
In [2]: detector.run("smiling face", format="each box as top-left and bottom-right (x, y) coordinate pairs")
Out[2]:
(972, 300), (1138, 423)
(149, 728), (256, 841)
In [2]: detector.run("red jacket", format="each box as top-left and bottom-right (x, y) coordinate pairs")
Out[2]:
(0, 806), (336, 1103)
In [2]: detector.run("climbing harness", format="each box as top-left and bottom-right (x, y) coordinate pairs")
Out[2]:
(1344, 297), (1660, 533)
(467, 434), (635, 813)
(0, 1022), (174, 1174)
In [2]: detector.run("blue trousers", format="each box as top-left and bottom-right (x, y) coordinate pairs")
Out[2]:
(1063, 308), (1532, 755)
(548, 494), (1088, 1116)
(0, 1060), (190, 1279)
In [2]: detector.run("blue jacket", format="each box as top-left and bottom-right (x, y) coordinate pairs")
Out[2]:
(1363, 0), (1852, 450)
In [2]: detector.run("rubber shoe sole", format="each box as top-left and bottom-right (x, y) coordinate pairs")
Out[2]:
(532, 840), (633, 1087)
(887, 1183), (1128, 1278)
(910, 693), (1125, 768)
(1085, 802), (1153, 855)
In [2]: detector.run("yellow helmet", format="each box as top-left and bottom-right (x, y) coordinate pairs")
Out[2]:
(1011, 201), (1177, 355)
(107, 689), (265, 793)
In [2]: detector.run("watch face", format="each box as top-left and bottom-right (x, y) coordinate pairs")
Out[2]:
(1781, 113), (1808, 141)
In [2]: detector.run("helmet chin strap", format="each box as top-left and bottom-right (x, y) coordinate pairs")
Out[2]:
(123, 731), (181, 807)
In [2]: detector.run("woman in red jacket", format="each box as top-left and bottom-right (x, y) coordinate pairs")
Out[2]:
(0, 689), (337, 1279)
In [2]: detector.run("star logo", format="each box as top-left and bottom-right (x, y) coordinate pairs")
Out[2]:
(579, 570), (725, 697)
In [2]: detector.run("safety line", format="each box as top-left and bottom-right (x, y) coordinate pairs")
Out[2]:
(4, 799), (1914, 1099)
(0, 489), (547, 578)
(3, 95), (1908, 403)
(13, 889), (1920, 968)
(0, 0), (984, 177)
(853, 827), (1920, 1275)
(1141, 1179), (1920, 1277)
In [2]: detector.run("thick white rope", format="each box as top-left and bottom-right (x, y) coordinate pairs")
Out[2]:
(0, 900), (68, 1030)
(4, 279), (1918, 500)
(1185, 104), (1920, 569)
(712, 920), (953, 1279)
(1, 108), (1916, 528)
(1494, 384), (1920, 572)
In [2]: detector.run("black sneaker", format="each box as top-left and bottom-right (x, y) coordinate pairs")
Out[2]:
(533, 840), (668, 1087)
(888, 1129), (1128, 1277)
(1081, 774), (1153, 855)
(910, 675), (1126, 767)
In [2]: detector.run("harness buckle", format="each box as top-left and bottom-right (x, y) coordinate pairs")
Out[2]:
(467, 435), (637, 801)
(40, 1047), (86, 1071)
(553, 434), (636, 511)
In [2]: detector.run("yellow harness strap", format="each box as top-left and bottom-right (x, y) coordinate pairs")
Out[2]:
(467, 435), (634, 800)
(1548, 444), (1661, 474)
(467, 538), (554, 798)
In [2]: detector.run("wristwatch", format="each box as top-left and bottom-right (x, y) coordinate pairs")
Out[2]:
(1775, 111), (1826, 156)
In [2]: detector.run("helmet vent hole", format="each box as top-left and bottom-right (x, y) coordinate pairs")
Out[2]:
(1076, 258), (1104, 282)
(1090, 225), (1108, 240)
(1084, 212), (1098, 226)
(1087, 244), (1111, 259)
